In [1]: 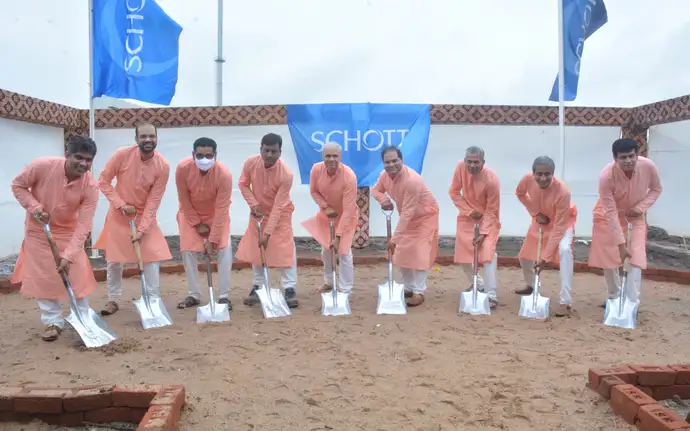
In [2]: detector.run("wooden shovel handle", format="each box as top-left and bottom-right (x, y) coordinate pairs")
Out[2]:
(130, 221), (145, 272)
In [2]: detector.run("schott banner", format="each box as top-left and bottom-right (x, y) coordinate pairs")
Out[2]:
(286, 103), (431, 187)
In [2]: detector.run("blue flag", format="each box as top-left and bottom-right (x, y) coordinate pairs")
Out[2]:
(92, 0), (183, 105)
(287, 103), (431, 187)
(549, 0), (608, 102)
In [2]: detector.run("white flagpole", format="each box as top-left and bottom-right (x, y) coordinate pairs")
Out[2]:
(88, 0), (100, 259)
(215, 0), (224, 106)
(557, 0), (566, 181)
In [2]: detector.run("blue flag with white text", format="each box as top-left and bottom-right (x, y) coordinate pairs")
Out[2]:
(549, 0), (608, 102)
(287, 104), (431, 187)
(92, 0), (183, 105)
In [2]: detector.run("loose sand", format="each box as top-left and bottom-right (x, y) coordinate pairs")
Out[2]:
(1, 264), (688, 430)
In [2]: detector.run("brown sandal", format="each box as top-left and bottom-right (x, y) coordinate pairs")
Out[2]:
(42, 325), (62, 342)
(406, 293), (425, 307)
(177, 296), (200, 309)
(514, 286), (534, 296)
(100, 301), (119, 316)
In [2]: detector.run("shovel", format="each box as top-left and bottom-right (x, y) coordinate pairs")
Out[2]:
(196, 240), (230, 324)
(254, 217), (291, 319)
(42, 223), (117, 348)
(519, 228), (550, 320)
(376, 208), (407, 315)
(321, 220), (352, 316)
(604, 223), (638, 329)
(129, 219), (173, 329)
(459, 223), (491, 315)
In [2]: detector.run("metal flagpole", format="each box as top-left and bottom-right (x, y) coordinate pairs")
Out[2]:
(88, 0), (100, 259)
(557, 0), (566, 181)
(215, 0), (224, 106)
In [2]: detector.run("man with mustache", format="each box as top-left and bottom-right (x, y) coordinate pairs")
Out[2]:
(448, 146), (501, 309)
(237, 133), (299, 308)
(514, 156), (578, 317)
(94, 123), (172, 316)
(371, 146), (439, 307)
(302, 142), (359, 294)
(175, 137), (233, 310)
(588, 138), (662, 307)
(10, 136), (100, 342)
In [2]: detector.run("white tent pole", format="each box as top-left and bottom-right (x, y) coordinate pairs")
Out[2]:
(215, 0), (224, 106)
(88, 0), (100, 259)
(557, 0), (566, 181)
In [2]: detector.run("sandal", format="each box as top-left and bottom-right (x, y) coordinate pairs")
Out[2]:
(406, 293), (425, 307)
(42, 325), (62, 342)
(489, 298), (498, 309)
(100, 301), (119, 316)
(177, 296), (200, 309)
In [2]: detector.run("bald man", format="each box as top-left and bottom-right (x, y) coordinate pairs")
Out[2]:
(302, 143), (359, 293)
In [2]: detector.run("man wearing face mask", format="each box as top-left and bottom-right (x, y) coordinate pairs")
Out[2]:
(588, 138), (662, 307)
(10, 136), (100, 342)
(94, 123), (172, 316)
(448, 146), (501, 309)
(175, 137), (233, 310)
(371, 146), (439, 307)
(236, 133), (299, 308)
(514, 156), (578, 317)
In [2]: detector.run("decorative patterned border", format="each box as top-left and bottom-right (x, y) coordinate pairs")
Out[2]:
(632, 95), (690, 128)
(0, 89), (81, 128)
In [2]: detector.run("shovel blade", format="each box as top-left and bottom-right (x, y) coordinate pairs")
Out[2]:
(196, 302), (230, 324)
(256, 285), (291, 319)
(376, 281), (407, 315)
(65, 306), (118, 349)
(321, 291), (352, 316)
(603, 298), (639, 329)
(459, 290), (491, 316)
(134, 295), (173, 329)
(518, 293), (550, 320)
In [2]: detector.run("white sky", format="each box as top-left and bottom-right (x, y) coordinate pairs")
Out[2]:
(1, 0), (689, 109)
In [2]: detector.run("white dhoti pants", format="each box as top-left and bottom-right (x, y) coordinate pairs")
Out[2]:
(519, 227), (575, 305)
(182, 247), (233, 299)
(251, 245), (298, 290)
(36, 297), (90, 329)
(400, 268), (429, 295)
(603, 266), (642, 302)
(460, 253), (498, 300)
(106, 261), (161, 301)
(321, 247), (354, 292)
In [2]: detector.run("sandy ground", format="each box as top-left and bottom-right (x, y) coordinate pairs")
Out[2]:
(1, 265), (689, 431)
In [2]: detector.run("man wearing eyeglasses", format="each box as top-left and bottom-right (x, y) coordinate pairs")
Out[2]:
(175, 137), (233, 310)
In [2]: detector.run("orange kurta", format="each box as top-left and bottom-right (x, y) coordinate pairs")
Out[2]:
(175, 157), (232, 252)
(589, 157), (662, 270)
(371, 167), (439, 271)
(10, 157), (99, 300)
(301, 162), (359, 254)
(448, 162), (501, 264)
(515, 174), (578, 264)
(235, 156), (295, 267)
(93, 146), (172, 263)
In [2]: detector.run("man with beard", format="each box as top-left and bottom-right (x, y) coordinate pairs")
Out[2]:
(514, 156), (578, 317)
(10, 136), (100, 342)
(448, 146), (501, 309)
(371, 146), (439, 307)
(302, 143), (359, 294)
(175, 137), (233, 310)
(94, 123), (172, 316)
(589, 138), (662, 307)
(237, 133), (299, 308)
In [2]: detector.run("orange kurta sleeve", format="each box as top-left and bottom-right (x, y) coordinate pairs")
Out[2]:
(479, 176), (500, 236)
(63, 184), (99, 263)
(309, 166), (329, 210)
(238, 160), (260, 209)
(336, 171), (358, 237)
(11, 161), (45, 214)
(515, 174), (539, 217)
(208, 170), (232, 246)
(541, 191), (571, 262)
(598, 172), (625, 246)
(264, 171), (293, 236)
(448, 164), (473, 217)
(391, 182), (421, 244)
(635, 164), (662, 213)
(98, 150), (127, 210)
(371, 172), (391, 206)
(175, 163), (202, 227)
(138, 162), (170, 234)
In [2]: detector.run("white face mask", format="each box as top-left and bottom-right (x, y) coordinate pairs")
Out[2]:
(195, 157), (215, 172)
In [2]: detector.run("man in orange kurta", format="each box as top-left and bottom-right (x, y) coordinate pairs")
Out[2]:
(10, 136), (100, 342)
(93, 123), (172, 316)
(589, 138), (662, 306)
(236, 133), (299, 308)
(514, 156), (578, 317)
(302, 143), (359, 293)
(448, 146), (501, 309)
(372, 146), (439, 307)
(175, 137), (233, 310)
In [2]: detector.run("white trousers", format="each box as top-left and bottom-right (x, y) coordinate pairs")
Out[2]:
(106, 261), (161, 301)
(252, 246), (298, 290)
(400, 268), (429, 295)
(604, 266), (642, 302)
(321, 247), (354, 292)
(460, 253), (498, 300)
(520, 227), (575, 305)
(37, 297), (90, 329)
(182, 248), (232, 299)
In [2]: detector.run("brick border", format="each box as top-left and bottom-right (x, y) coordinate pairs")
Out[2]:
(588, 365), (690, 429)
(0, 384), (185, 430)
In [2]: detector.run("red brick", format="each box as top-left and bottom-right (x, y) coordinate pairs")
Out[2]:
(588, 366), (638, 390)
(0, 410), (32, 422)
(637, 404), (689, 431)
(150, 386), (185, 414)
(639, 386), (654, 397)
(670, 365), (690, 385)
(113, 384), (163, 408)
(35, 412), (84, 427)
(63, 385), (114, 412)
(597, 376), (626, 399)
(652, 385), (690, 401)
(85, 407), (132, 423)
(136, 405), (176, 431)
(14, 387), (73, 414)
(610, 384), (656, 425)
(631, 365), (678, 387)
(131, 407), (149, 423)
(0, 386), (24, 411)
